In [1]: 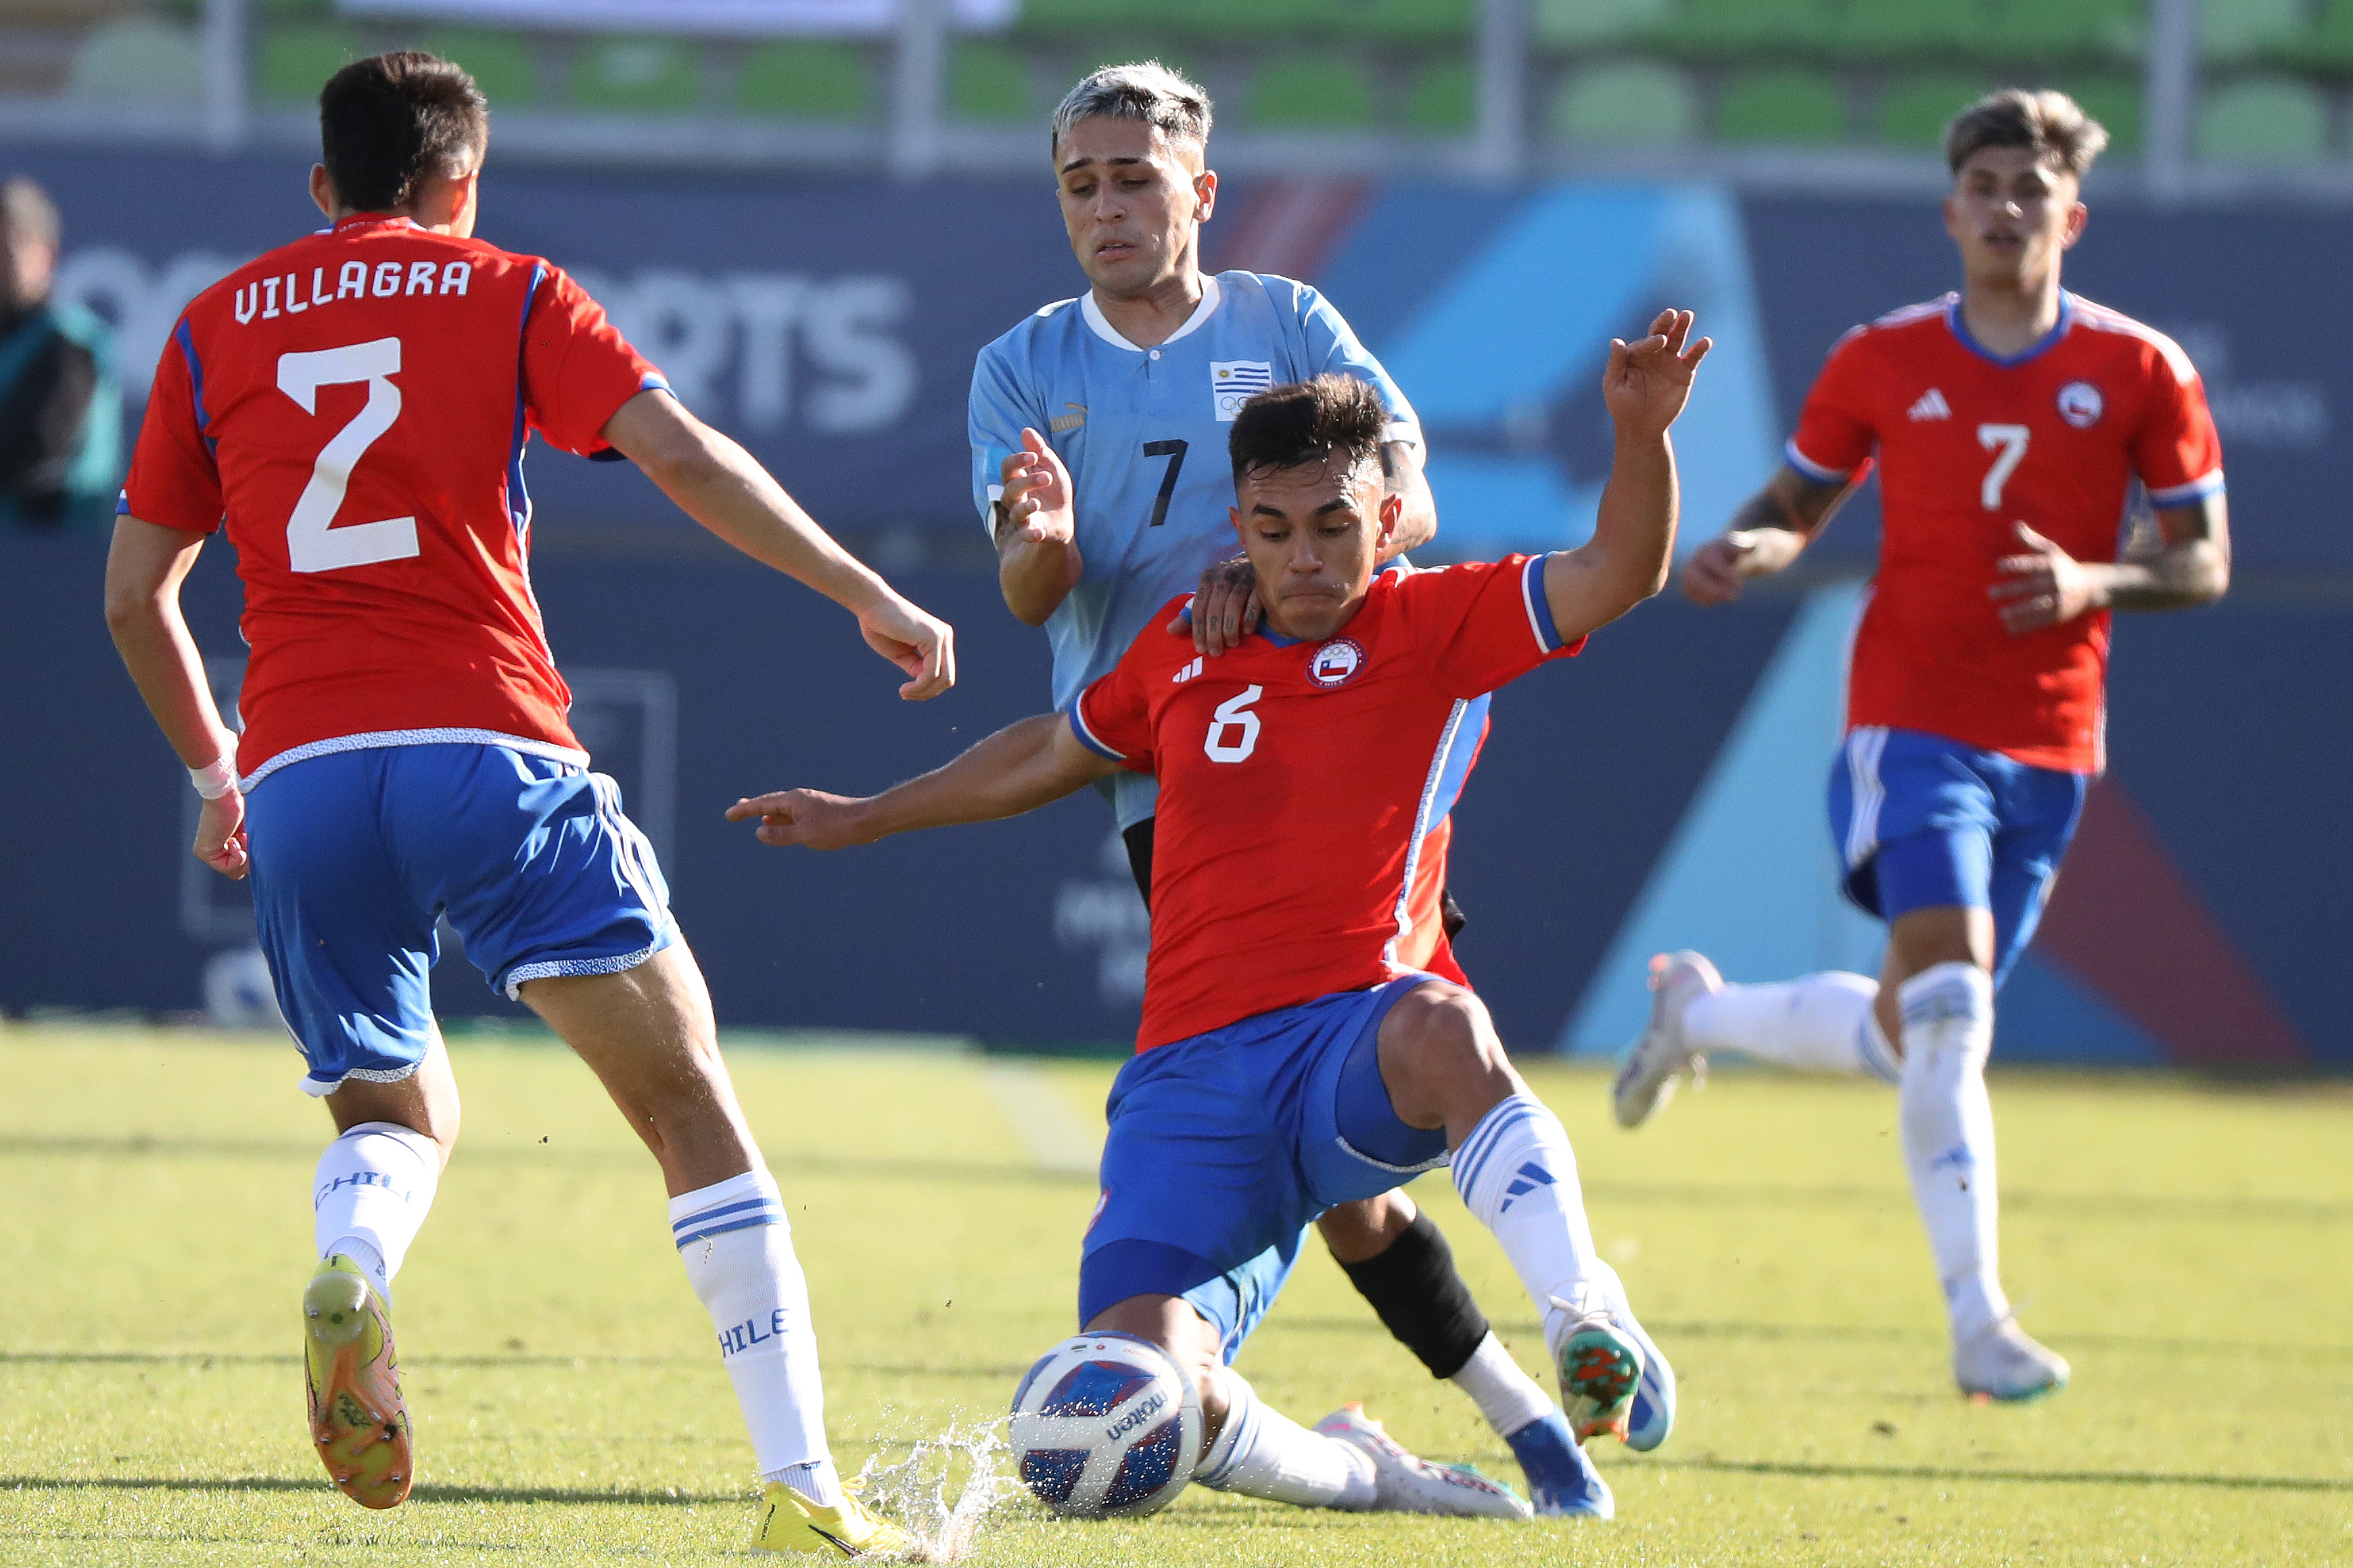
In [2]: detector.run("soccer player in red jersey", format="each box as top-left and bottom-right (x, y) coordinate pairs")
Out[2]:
(1612, 91), (2230, 1402)
(729, 316), (1708, 1523)
(101, 53), (944, 1553)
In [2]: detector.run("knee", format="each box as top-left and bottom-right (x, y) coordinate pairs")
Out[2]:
(1383, 984), (1517, 1090)
(1315, 1191), (1417, 1265)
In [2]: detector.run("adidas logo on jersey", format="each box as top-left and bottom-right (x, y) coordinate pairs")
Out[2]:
(1172, 657), (1203, 684)
(1907, 388), (1951, 422)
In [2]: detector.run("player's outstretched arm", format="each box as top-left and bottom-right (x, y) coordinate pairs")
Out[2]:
(1543, 310), (1713, 644)
(726, 713), (1119, 851)
(103, 517), (250, 880)
(601, 391), (955, 700)
(1988, 494), (2229, 634)
(995, 429), (1084, 627)
(1681, 467), (1855, 605)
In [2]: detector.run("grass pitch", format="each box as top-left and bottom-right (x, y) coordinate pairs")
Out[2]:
(1, 1023), (2348, 1566)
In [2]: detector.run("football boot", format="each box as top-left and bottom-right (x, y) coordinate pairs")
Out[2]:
(302, 1255), (413, 1509)
(1612, 950), (1721, 1129)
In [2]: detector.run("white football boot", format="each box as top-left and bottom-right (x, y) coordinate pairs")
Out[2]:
(1313, 1404), (1533, 1519)
(1954, 1318), (2070, 1402)
(1612, 950), (1722, 1129)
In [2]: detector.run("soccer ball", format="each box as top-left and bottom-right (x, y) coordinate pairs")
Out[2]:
(1009, 1332), (1204, 1518)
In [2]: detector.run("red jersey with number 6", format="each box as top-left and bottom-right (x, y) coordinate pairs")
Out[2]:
(1071, 556), (1582, 1051)
(121, 214), (667, 786)
(1786, 291), (2223, 774)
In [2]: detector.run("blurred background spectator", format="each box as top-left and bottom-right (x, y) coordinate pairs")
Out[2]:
(0, 174), (118, 529)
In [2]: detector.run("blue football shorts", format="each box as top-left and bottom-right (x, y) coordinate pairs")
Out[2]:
(1079, 974), (1449, 1364)
(242, 742), (678, 1096)
(1827, 726), (2089, 988)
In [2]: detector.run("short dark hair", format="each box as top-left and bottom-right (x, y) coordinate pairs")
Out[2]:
(319, 51), (488, 215)
(1944, 88), (2108, 179)
(1228, 374), (1387, 488)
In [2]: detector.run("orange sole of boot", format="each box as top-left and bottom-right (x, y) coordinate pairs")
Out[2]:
(307, 1335), (413, 1509)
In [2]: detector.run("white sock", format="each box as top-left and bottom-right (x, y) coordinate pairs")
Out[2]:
(1683, 972), (1901, 1083)
(312, 1120), (440, 1302)
(670, 1169), (837, 1497)
(1897, 962), (2009, 1342)
(1448, 1331), (1553, 1439)
(1451, 1095), (1604, 1357)
(1193, 1369), (1376, 1509)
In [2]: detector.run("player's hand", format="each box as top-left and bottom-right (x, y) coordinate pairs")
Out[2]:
(1990, 522), (2100, 634)
(725, 789), (872, 851)
(856, 592), (956, 700)
(1171, 555), (1261, 655)
(194, 789), (250, 880)
(1000, 429), (1075, 547)
(1682, 531), (1758, 604)
(1603, 309), (1712, 438)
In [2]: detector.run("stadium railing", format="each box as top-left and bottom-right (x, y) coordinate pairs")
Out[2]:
(0, 0), (2346, 194)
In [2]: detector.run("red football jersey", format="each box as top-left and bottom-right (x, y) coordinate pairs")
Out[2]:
(1787, 292), (2223, 774)
(121, 214), (667, 785)
(1072, 556), (1581, 1050)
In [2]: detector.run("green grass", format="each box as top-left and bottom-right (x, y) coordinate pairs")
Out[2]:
(2, 1024), (2348, 1564)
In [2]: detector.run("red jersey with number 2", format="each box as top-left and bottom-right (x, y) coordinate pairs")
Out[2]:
(1071, 556), (1582, 1051)
(1786, 292), (2223, 774)
(121, 214), (667, 784)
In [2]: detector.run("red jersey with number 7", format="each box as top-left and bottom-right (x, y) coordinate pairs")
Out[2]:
(1785, 291), (2223, 774)
(120, 214), (668, 786)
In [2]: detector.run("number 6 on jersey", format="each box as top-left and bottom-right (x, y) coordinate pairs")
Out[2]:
(279, 336), (420, 573)
(1204, 684), (1263, 763)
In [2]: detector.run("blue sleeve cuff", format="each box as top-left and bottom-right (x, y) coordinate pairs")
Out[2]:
(1782, 438), (1854, 485)
(1520, 552), (1569, 653)
(1067, 701), (1125, 763)
(2146, 470), (2224, 507)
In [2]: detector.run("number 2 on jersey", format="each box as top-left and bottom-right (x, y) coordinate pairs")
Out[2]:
(279, 337), (419, 573)
(1976, 423), (2028, 511)
(1143, 439), (1188, 527)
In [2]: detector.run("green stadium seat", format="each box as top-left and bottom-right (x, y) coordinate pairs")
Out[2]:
(1981, 0), (2141, 62)
(421, 30), (538, 107)
(1877, 73), (1989, 147)
(1834, 0), (1986, 62)
(1070, 41), (1206, 87)
(2199, 0), (2306, 62)
(1552, 60), (1700, 145)
(1251, 54), (1376, 127)
(1405, 58), (1475, 132)
(951, 41), (1031, 122)
(2297, 0), (2353, 66)
(2053, 75), (2141, 151)
(735, 42), (872, 118)
(572, 38), (701, 115)
(66, 19), (206, 105)
(1644, 0), (1829, 59)
(2197, 76), (2328, 161)
(1348, 0), (1478, 43)
(257, 23), (369, 104)
(1717, 68), (1847, 143)
(1535, 0), (1675, 49)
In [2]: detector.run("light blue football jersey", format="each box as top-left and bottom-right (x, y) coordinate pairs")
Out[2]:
(969, 270), (1420, 829)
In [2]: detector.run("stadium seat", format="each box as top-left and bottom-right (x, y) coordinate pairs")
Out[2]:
(1716, 68), (1847, 143)
(421, 30), (538, 107)
(1405, 58), (1474, 131)
(2199, 0), (2306, 62)
(2197, 76), (2329, 160)
(2296, 0), (2353, 66)
(1877, 73), (1990, 147)
(735, 42), (872, 119)
(2053, 75), (2141, 151)
(1071, 40), (1205, 87)
(1834, 0), (1984, 62)
(1644, 0), (1830, 59)
(1251, 53), (1376, 127)
(1552, 60), (1700, 145)
(257, 23), (370, 103)
(65, 18), (206, 105)
(1982, 0), (2143, 62)
(572, 38), (701, 115)
(1348, 0), (1479, 43)
(951, 40), (1031, 121)
(1535, 0), (1675, 49)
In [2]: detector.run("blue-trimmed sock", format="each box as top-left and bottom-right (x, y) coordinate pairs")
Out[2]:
(1452, 1095), (1604, 1356)
(313, 1120), (440, 1303)
(670, 1169), (835, 1489)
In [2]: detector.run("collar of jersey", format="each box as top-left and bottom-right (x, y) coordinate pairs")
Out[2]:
(1943, 289), (2075, 368)
(324, 214), (424, 235)
(1080, 275), (1223, 352)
